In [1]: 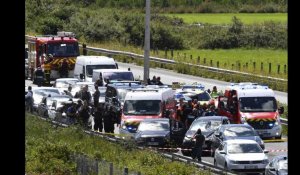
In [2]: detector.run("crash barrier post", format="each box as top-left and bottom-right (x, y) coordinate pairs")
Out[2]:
(124, 167), (129, 175)
(138, 171), (141, 175)
(253, 62), (256, 71)
(190, 55), (193, 61)
(246, 62), (248, 69)
(210, 60), (213, 67)
(261, 62), (263, 72)
(197, 56), (200, 64)
(231, 64), (234, 70)
(82, 43), (87, 56)
(165, 47), (167, 58)
(269, 63), (272, 74)
(171, 49), (174, 59)
(204, 57), (206, 64)
(109, 162), (113, 175)
(238, 62), (241, 70)
(284, 64), (287, 74)
(177, 52), (180, 58)
(278, 64), (280, 74)
(184, 53), (186, 59)
(217, 61), (219, 68)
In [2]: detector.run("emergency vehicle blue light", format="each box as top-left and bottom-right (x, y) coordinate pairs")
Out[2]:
(269, 123), (274, 127)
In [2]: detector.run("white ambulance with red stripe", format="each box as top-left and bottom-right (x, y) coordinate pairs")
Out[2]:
(217, 83), (284, 139)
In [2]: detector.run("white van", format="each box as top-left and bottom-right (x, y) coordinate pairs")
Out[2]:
(92, 69), (135, 86)
(74, 56), (118, 82)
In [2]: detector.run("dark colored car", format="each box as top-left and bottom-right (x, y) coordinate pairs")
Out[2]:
(211, 124), (265, 156)
(181, 116), (230, 157)
(265, 155), (287, 175)
(134, 118), (185, 147)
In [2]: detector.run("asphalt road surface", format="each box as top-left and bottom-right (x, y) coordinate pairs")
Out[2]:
(118, 62), (287, 104)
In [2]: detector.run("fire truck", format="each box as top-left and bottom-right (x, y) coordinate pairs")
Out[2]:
(27, 31), (80, 85)
(217, 82), (284, 139)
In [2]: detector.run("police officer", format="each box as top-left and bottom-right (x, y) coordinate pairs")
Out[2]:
(103, 106), (116, 133)
(93, 85), (100, 107)
(210, 86), (219, 99)
(81, 85), (92, 104)
(192, 128), (205, 162)
(35, 66), (44, 87)
(92, 104), (103, 132)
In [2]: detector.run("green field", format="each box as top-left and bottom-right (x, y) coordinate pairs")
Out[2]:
(164, 13), (287, 25)
(89, 41), (287, 79)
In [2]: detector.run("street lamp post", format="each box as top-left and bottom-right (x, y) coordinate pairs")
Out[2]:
(144, 0), (150, 84)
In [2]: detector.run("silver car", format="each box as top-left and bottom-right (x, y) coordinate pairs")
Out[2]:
(265, 155), (287, 175)
(214, 139), (269, 173)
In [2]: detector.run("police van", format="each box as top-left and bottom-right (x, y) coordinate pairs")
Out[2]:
(74, 56), (118, 82)
(120, 86), (177, 135)
(217, 82), (284, 139)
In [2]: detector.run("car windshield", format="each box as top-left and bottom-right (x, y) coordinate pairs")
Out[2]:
(190, 120), (222, 132)
(103, 72), (134, 81)
(227, 143), (263, 154)
(239, 97), (277, 112)
(138, 120), (169, 131)
(56, 81), (77, 88)
(33, 89), (60, 95)
(86, 65), (117, 77)
(224, 127), (255, 137)
(123, 100), (161, 115)
(47, 43), (79, 57)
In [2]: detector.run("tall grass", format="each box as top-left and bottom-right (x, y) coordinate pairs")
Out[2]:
(26, 114), (211, 175)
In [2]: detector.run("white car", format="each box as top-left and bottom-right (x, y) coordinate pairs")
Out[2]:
(53, 78), (79, 95)
(214, 139), (269, 174)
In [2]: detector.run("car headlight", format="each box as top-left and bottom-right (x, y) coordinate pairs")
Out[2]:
(229, 160), (238, 164)
(262, 159), (269, 164)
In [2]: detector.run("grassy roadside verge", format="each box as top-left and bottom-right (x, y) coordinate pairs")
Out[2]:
(163, 13), (287, 25)
(25, 113), (211, 175)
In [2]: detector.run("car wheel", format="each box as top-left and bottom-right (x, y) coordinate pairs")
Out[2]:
(224, 163), (228, 170)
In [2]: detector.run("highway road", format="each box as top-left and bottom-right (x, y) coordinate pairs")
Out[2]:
(118, 62), (287, 104)
(25, 61), (288, 168)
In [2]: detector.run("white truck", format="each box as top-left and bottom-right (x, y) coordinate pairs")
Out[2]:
(74, 56), (118, 82)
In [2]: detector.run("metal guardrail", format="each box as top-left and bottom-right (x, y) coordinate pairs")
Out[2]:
(280, 118), (288, 125)
(24, 35), (286, 82)
(81, 44), (287, 83)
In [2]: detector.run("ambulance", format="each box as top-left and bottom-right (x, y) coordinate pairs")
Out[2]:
(120, 86), (177, 135)
(217, 82), (284, 139)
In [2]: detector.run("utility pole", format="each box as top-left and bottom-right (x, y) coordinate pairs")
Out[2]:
(144, 0), (150, 84)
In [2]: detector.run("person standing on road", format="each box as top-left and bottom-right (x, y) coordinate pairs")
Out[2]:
(81, 85), (92, 104)
(92, 104), (103, 132)
(78, 100), (90, 129)
(93, 86), (100, 107)
(156, 76), (164, 85)
(103, 106), (116, 134)
(66, 102), (77, 125)
(25, 86), (34, 113)
(59, 58), (69, 78)
(64, 85), (73, 98)
(210, 86), (219, 99)
(192, 128), (205, 162)
(35, 66), (44, 87)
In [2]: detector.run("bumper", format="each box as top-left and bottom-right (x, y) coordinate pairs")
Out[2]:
(256, 125), (282, 138)
(228, 163), (267, 173)
(119, 128), (135, 139)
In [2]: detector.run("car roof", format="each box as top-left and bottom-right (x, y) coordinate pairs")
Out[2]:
(225, 139), (258, 144)
(194, 116), (228, 121)
(221, 124), (252, 128)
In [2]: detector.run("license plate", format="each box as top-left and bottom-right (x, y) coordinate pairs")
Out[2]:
(148, 142), (159, 146)
(245, 165), (258, 169)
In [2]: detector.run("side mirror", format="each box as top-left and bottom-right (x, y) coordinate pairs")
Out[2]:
(219, 150), (226, 154)
(264, 150), (269, 154)
(80, 73), (85, 79)
(278, 106), (284, 114)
